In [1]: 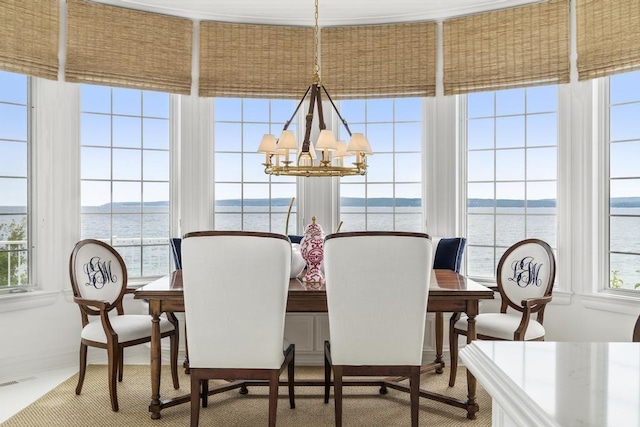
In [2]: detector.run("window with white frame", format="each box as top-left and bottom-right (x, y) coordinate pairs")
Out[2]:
(607, 70), (640, 292)
(0, 71), (30, 289)
(464, 86), (558, 279)
(213, 98), (298, 234)
(338, 98), (423, 232)
(80, 85), (171, 278)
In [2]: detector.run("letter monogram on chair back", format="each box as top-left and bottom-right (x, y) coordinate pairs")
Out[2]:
(71, 240), (126, 306)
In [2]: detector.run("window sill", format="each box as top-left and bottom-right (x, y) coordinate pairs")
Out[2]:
(581, 290), (640, 315)
(0, 290), (60, 313)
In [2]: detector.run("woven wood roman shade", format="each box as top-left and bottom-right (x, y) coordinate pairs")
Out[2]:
(199, 22), (314, 98)
(0, 0), (59, 80)
(320, 22), (437, 99)
(443, 0), (570, 95)
(66, 0), (192, 94)
(577, 0), (640, 80)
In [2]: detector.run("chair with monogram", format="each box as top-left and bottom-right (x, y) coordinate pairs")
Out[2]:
(69, 239), (179, 411)
(449, 238), (556, 386)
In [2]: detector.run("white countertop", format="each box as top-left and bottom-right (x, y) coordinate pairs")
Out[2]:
(460, 341), (640, 427)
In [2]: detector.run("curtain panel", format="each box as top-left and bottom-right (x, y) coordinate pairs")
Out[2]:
(577, 0), (640, 80)
(320, 22), (437, 99)
(0, 0), (59, 80)
(66, 0), (192, 94)
(443, 0), (570, 95)
(199, 22), (314, 99)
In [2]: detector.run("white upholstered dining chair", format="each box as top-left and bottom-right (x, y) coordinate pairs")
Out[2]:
(69, 239), (179, 411)
(323, 231), (433, 427)
(181, 231), (295, 427)
(449, 238), (556, 386)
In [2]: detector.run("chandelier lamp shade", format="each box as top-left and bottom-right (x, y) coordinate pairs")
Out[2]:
(257, 0), (372, 177)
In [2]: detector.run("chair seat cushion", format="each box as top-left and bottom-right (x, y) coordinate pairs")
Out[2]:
(454, 313), (545, 340)
(81, 314), (174, 344)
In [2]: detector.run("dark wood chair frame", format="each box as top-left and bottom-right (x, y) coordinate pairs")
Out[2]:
(449, 238), (556, 387)
(324, 341), (421, 427)
(190, 343), (296, 427)
(633, 315), (640, 343)
(70, 239), (180, 411)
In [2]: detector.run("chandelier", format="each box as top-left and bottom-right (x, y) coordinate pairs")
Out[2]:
(257, 0), (372, 177)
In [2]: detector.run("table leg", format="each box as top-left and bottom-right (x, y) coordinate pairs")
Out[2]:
(434, 312), (444, 374)
(149, 300), (162, 419)
(465, 306), (480, 420)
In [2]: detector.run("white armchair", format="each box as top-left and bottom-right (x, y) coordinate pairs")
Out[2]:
(449, 238), (556, 386)
(181, 231), (295, 427)
(323, 231), (433, 427)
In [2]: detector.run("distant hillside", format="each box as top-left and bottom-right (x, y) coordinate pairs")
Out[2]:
(13, 196), (639, 210)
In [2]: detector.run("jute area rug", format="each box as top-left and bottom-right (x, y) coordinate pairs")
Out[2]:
(3, 365), (491, 426)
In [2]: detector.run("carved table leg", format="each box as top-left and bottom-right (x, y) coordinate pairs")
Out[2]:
(149, 300), (162, 419)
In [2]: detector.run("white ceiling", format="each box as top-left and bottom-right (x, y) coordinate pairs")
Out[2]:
(93, 0), (543, 26)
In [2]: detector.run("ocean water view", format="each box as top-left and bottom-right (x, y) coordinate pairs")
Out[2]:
(2, 201), (640, 288)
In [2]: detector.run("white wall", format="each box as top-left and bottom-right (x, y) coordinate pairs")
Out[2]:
(0, 76), (639, 383)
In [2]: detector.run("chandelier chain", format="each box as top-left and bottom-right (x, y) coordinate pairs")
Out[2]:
(313, 0), (320, 83)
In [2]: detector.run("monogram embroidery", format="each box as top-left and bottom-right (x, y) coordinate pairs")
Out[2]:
(508, 256), (542, 288)
(83, 257), (117, 289)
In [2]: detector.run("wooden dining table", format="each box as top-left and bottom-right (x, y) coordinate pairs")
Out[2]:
(135, 269), (494, 420)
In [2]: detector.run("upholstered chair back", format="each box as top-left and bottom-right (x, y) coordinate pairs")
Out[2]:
(432, 237), (467, 272)
(70, 239), (127, 311)
(324, 231), (433, 366)
(497, 239), (556, 312)
(182, 231), (291, 370)
(170, 237), (182, 270)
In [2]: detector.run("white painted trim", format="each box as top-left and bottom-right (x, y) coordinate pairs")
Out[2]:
(0, 290), (60, 314)
(581, 292), (640, 315)
(0, 345), (77, 384)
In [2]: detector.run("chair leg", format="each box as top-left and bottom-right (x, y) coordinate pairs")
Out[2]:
(288, 345), (296, 409)
(190, 373), (201, 427)
(410, 366), (420, 427)
(268, 370), (279, 427)
(76, 343), (88, 395)
(107, 341), (119, 412)
(334, 366), (343, 427)
(449, 329), (460, 387)
(170, 333), (179, 389)
(167, 312), (180, 388)
(118, 347), (124, 382)
(202, 380), (209, 408)
(183, 328), (190, 374)
(324, 344), (331, 404)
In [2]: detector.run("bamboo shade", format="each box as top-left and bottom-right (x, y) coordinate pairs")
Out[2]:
(577, 0), (640, 80)
(320, 22), (437, 98)
(199, 22), (314, 98)
(0, 0), (59, 80)
(443, 0), (570, 95)
(66, 0), (192, 94)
